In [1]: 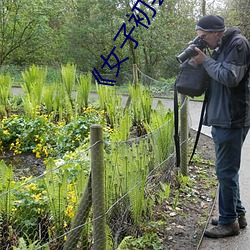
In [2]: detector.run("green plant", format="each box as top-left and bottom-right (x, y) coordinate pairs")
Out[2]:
(105, 136), (153, 232)
(0, 161), (15, 222)
(21, 65), (47, 118)
(110, 109), (132, 141)
(76, 72), (92, 110)
(60, 63), (76, 102)
(12, 176), (49, 241)
(96, 83), (110, 111)
(43, 84), (56, 114)
(43, 159), (68, 216)
(117, 233), (163, 250)
(157, 182), (171, 204)
(129, 83), (153, 126)
(96, 83), (123, 128)
(145, 100), (174, 163)
(0, 73), (12, 117)
(172, 190), (180, 210)
(0, 115), (57, 157)
(13, 233), (49, 250)
(178, 173), (191, 189)
(0, 107), (103, 158)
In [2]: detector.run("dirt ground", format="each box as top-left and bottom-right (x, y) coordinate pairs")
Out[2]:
(158, 130), (217, 250)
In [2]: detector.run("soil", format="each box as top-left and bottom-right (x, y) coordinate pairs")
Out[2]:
(158, 130), (217, 250)
(0, 152), (45, 180)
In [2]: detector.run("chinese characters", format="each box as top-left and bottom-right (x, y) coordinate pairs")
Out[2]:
(92, 0), (165, 86)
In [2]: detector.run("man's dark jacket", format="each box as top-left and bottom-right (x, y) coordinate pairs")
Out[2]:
(203, 26), (250, 128)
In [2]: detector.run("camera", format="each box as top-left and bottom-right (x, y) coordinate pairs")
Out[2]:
(176, 36), (208, 64)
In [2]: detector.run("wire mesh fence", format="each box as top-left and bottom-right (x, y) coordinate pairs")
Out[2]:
(0, 115), (191, 249)
(0, 65), (191, 249)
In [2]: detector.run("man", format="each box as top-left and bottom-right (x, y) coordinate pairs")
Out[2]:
(192, 15), (250, 238)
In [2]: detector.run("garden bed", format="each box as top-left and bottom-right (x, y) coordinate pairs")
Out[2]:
(0, 130), (217, 250)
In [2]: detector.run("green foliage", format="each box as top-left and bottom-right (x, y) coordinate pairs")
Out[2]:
(43, 85), (56, 113)
(61, 63), (76, 101)
(13, 235), (47, 250)
(0, 161), (14, 222)
(117, 233), (163, 250)
(105, 136), (153, 227)
(12, 176), (48, 240)
(21, 65), (47, 118)
(178, 173), (192, 189)
(129, 84), (153, 125)
(110, 109), (132, 141)
(43, 159), (69, 230)
(76, 72), (92, 110)
(47, 63), (78, 122)
(172, 190), (180, 210)
(0, 109), (102, 158)
(158, 182), (171, 203)
(145, 100), (175, 163)
(0, 74), (179, 248)
(0, 73), (12, 116)
(96, 83), (123, 128)
(0, 0), (52, 65)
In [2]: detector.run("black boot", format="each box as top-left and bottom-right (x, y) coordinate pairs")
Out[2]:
(211, 214), (247, 229)
(205, 222), (240, 238)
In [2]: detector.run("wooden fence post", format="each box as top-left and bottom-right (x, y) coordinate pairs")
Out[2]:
(133, 64), (138, 86)
(91, 124), (106, 250)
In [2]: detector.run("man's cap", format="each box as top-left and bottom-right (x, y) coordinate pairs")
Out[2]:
(195, 15), (225, 32)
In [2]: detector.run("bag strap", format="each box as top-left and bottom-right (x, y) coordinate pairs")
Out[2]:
(188, 91), (208, 164)
(174, 80), (180, 168)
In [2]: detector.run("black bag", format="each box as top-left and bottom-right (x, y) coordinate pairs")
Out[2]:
(174, 58), (209, 168)
(175, 58), (208, 97)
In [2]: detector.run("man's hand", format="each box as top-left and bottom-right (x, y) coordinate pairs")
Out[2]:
(192, 47), (207, 64)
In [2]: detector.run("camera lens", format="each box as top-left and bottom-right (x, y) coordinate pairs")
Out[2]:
(176, 44), (198, 63)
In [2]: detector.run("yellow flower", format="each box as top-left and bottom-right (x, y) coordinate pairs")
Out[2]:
(65, 205), (74, 218)
(100, 110), (106, 115)
(43, 147), (49, 157)
(12, 207), (17, 212)
(26, 183), (37, 191)
(71, 195), (76, 204)
(3, 130), (9, 135)
(32, 193), (42, 201)
(36, 152), (41, 159)
(14, 149), (22, 155)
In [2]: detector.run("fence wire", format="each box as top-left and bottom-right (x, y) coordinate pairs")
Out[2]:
(0, 68), (192, 249)
(0, 118), (190, 249)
